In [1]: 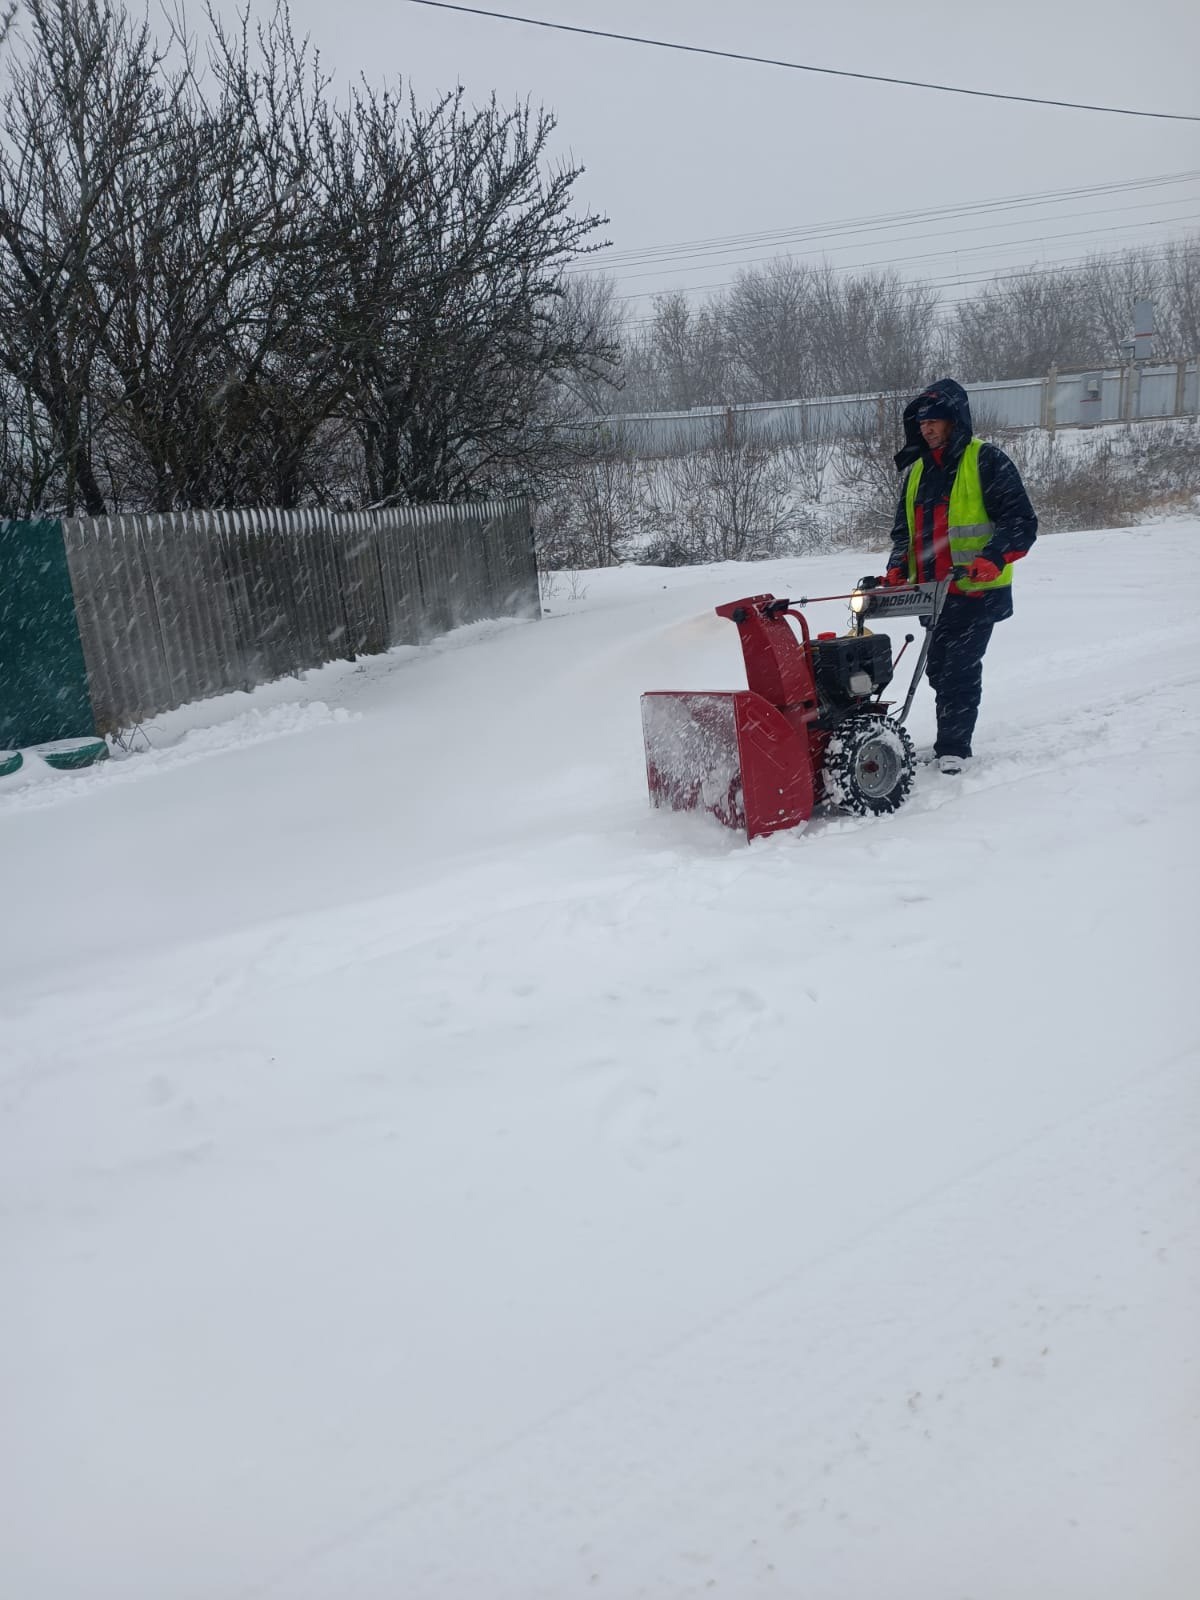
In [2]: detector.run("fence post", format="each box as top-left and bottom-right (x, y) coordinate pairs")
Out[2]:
(1043, 366), (1058, 433)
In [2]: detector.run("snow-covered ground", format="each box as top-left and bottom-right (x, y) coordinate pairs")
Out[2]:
(2, 524), (1197, 1600)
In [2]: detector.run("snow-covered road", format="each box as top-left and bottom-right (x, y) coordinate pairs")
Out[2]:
(2, 524), (1197, 1598)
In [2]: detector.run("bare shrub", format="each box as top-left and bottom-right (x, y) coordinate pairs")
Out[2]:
(638, 420), (823, 565)
(534, 448), (646, 569)
(638, 457), (706, 565)
(829, 395), (908, 548)
(1008, 422), (1200, 530)
(1022, 436), (1137, 531)
(1116, 420), (1200, 506)
(779, 422), (838, 506)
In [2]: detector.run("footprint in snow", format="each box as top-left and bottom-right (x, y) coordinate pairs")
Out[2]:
(596, 1081), (681, 1169)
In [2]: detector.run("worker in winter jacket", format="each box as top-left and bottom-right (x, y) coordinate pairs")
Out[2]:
(880, 377), (1037, 773)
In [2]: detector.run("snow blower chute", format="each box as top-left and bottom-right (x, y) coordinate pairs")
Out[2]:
(641, 573), (957, 840)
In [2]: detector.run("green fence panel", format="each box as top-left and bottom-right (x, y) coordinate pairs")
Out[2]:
(0, 519), (96, 749)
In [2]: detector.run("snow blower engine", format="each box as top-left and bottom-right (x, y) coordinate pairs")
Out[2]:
(641, 572), (959, 840)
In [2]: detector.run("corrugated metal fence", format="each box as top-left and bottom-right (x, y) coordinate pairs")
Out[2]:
(62, 499), (537, 734)
(581, 360), (1200, 456)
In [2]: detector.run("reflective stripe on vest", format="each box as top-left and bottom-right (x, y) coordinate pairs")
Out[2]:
(904, 436), (1013, 592)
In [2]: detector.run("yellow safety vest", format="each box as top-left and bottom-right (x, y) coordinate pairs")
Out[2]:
(904, 436), (1012, 592)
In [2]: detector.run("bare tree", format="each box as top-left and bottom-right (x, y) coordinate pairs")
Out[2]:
(1079, 248), (1156, 361)
(0, 0), (173, 512)
(948, 266), (1107, 379)
(608, 320), (667, 414)
(944, 238), (1197, 376)
(86, 3), (337, 509)
(1159, 236), (1200, 355)
(642, 289), (729, 411)
(0, 369), (62, 515)
(314, 84), (610, 505)
(808, 266), (940, 395)
(725, 258), (816, 402)
(549, 270), (625, 416)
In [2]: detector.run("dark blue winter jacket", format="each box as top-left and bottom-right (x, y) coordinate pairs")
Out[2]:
(887, 378), (1038, 623)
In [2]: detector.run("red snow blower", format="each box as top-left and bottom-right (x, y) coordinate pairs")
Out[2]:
(641, 572), (959, 840)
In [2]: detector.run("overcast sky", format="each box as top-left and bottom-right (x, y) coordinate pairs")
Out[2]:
(283, 0), (1199, 312)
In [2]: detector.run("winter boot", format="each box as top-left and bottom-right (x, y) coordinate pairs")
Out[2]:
(935, 754), (969, 775)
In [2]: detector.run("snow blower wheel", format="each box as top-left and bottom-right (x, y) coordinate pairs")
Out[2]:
(821, 716), (915, 816)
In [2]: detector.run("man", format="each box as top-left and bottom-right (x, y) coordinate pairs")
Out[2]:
(879, 377), (1037, 773)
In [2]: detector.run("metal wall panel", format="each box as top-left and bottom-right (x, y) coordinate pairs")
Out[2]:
(1100, 372), (1125, 423)
(1138, 370), (1178, 416)
(971, 379), (1044, 429)
(579, 361), (1199, 454)
(0, 520), (96, 747)
(61, 498), (537, 733)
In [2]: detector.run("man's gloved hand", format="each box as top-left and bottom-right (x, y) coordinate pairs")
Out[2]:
(967, 556), (1002, 584)
(882, 567), (906, 587)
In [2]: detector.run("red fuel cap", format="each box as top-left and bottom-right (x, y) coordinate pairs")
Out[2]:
(817, 630), (837, 640)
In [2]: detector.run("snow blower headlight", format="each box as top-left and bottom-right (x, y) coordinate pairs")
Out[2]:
(849, 589), (871, 615)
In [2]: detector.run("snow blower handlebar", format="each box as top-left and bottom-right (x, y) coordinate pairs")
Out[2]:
(784, 572), (972, 723)
(792, 567), (968, 615)
(720, 569), (972, 726)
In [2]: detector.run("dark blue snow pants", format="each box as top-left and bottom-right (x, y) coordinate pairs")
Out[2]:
(926, 602), (995, 760)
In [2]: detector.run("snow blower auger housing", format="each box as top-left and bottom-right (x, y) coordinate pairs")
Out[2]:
(641, 573), (956, 840)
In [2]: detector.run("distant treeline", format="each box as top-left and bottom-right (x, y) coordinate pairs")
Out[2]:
(600, 237), (1200, 416)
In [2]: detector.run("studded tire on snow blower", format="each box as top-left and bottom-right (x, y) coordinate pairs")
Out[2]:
(820, 716), (916, 816)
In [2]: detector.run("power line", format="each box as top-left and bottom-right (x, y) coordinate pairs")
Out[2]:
(572, 171), (1200, 310)
(402, 0), (1200, 122)
(601, 194), (1199, 290)
(615, 219), (1200, 314)
(619, 237), (1198, 327)
(575, 171), (1200, 275)
(874, 244), (1190, 315)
